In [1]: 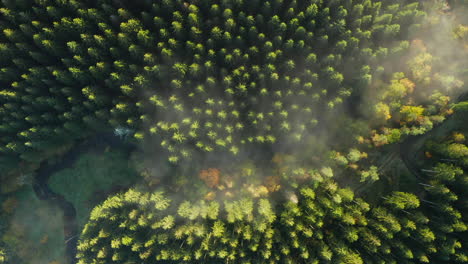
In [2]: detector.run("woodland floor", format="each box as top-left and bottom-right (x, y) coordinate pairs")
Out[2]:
(1, 186), (66, 264)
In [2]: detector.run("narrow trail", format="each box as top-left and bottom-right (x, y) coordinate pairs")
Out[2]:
(354, 92), (467, 197)
(399, 92), (467, 181)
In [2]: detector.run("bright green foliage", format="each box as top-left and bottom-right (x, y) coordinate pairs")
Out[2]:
(77, 189), (278, 263)
(77, 124), (468, 263)
(0, 0), (426, 165)
(78, 169), (468, 263)
(384, 191), (420, 210)
(0, 249), (6, 263)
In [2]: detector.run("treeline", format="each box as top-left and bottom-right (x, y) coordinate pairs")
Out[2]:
(77, 145), (467, 264)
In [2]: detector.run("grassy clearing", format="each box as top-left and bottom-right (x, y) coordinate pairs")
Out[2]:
(49, 148), (139, 228)
(1, 186), (66, 264)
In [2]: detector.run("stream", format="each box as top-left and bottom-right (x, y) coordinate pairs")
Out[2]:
(32, 132), (134, 264)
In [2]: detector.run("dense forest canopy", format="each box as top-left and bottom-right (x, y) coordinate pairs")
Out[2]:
(0, 0), (467, 263)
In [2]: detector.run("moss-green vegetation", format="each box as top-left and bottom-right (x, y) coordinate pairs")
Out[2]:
(0, 186), (66, 264)
(49, 148), (139, 228)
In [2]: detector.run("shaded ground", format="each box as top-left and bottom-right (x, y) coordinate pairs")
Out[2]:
(1, 186), (66, 264)
(49, 149), (139, 228)
(400, 117), (461, 180)
(32, 132), (137, 264)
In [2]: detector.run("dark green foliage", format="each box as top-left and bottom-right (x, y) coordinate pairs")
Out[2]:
(0, 0), (425, 164)
(1, 0), (467, 263)
(421, 134), (468, 263)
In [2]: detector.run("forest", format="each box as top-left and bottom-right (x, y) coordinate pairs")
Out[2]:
(0, 0), (467, 263)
